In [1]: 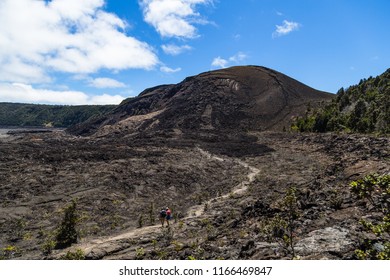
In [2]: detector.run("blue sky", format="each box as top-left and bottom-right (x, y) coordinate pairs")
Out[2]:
(0, 0), (389, 105)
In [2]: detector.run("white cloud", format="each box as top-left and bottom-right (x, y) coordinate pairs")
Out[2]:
(161, 44), (192, 55)
(88, 93), (125, 105)
(0, 58), (51, 84)
(211, 52), (247, 69)
(211, 57), (229, 68)
(0, 83), (124, 105)
(229, 52), (248, 63)
(160, 66), (182, 73)
(0, 0), (159, 84)
(272, 20), (301, 38)
(140, 0), (212, 38)
(88, 78), (126, 89)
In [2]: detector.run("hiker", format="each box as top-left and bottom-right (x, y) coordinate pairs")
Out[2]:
(165, 207), (172, 227)
(159, 208), (167, 227)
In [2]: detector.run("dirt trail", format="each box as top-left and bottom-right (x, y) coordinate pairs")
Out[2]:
(82, 225), (161, 253)
(55, 147), (260, 259)
(190, 147), (260, 216)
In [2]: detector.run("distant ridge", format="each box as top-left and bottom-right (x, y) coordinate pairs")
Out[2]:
(68, 66), (333, 136)
(0, 102), (115, 128)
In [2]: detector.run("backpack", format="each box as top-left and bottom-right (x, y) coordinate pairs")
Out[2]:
(160, 209), (166, 218)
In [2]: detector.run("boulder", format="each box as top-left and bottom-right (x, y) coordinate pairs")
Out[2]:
(295, 226), (354, 258)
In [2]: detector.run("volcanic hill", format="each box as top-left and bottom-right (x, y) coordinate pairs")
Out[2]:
(69, 66), (332, 136)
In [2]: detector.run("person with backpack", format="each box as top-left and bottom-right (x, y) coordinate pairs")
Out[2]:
(165, 207), (172, 227)
(159, 208), (167, 227)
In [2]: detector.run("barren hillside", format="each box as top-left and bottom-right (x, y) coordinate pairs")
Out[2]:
(68, 66), (332, 136)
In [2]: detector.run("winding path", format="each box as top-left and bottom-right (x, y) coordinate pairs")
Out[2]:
(189, 147), (260, 217)
(54, 147), (261, 259)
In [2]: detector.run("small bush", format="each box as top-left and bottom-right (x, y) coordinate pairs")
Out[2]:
(135, 247), (145, 260)
(55, 200), (79, 249)
(138, 214), (144, 228)
(261, 187), (300, 259)
(350, 174), (390, 260)
(329, 188), (344, 210)
(1, 245), (19, 259)
(41, 240), (56, 256)
(61, 248), (85, 260)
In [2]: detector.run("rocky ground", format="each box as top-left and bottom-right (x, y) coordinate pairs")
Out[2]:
(0, 129), (388, 260)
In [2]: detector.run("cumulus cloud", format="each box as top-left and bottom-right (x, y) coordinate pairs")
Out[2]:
(229, 52), (248, 64)
(160, 66), (182, 73)
(211, 52), (247, 69)
(88, 93), (125, 105)
(140, 0), (212, 38)
(0, 0), (159, 84)
(88, 78), (126, 89)
(272, 20), (301, 38)
(0, 59), (51, 84)
(211, 57), (229, 68)
(161, 44), (192, 55)
(0, 82), (124, 105)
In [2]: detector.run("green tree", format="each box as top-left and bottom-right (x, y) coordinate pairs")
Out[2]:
(55, 200), (79, 249)
(291, 68), (390, 134)
(262, 187), (300, 258)
(348, 99), (368, 132)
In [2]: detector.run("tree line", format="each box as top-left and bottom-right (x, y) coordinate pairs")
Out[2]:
(0, 102), (115, 128)
(292, 68), (389, 134)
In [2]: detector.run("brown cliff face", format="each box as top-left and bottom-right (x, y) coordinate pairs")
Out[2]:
(68, 66), (332, 136)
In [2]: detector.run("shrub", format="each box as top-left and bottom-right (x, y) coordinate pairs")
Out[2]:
(135, 247), (145, 260)
(261, 187), (300, 258)
(1, 245), (19, 260)
(329, 188), (344, 210)
(55, 200), (79, 249)
(350, 174), (390, 259)
(138, 214), (144, 228)
(61, 248), (85, 260)
(41, 240), (56, 256)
